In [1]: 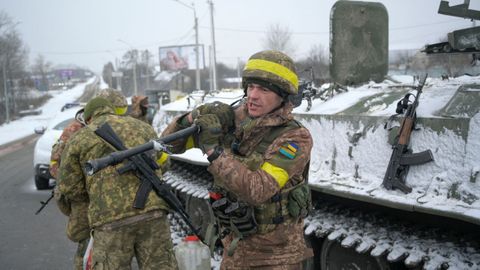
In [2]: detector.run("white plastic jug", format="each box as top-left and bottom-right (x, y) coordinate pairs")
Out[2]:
(174, 235), (211, 270)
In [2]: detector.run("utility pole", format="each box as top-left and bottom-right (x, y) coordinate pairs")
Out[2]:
(194, 12), (201, 90)
(208, 46), (213, 92)
(116, 58), (122, 91)
(3, 60), (9, 123)
(144, 50), (150, 90)
(118, 39), (138, 95)
(237, 57), (242, 89)
(208, 0), (218, 92)
(132, 52), (138, 95)
(172, 0), (201, 90)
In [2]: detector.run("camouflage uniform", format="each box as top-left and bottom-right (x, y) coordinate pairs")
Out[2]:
(162, 50), (313, 269)
(51, 89), (133, 270)
(58, 98), (177, 270)
(49, 113), (88, 270)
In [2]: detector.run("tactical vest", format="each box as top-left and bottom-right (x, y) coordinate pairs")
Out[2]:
(210, 118), (309, 251)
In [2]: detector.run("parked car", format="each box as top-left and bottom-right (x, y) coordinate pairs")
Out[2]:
(33, 106), (81, 189)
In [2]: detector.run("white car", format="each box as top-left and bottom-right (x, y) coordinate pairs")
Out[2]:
(33, 106), (82, 189)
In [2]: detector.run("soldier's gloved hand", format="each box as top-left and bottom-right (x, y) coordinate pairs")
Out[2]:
(192, 101), (234, 131)
(195, 114), (223, 153)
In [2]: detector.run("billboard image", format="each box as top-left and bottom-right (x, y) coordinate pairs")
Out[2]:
(159, 44), (205, 72)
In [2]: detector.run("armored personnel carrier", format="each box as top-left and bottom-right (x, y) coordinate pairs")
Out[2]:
(153, 1), (480, 269)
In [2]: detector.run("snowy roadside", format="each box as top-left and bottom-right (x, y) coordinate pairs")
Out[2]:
(0, 77), (98, 147)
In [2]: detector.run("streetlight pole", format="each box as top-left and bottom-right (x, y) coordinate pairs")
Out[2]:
(173, 0), (201, 90)
(208, 0), (218, 92)
(117, 39), (138, 96)
(3, 60), (9, 123)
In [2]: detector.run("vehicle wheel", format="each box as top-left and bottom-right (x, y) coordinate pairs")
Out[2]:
(35, 175), (50, 190)
(320, 238), (389, 270)
(185, 195), (215, 240)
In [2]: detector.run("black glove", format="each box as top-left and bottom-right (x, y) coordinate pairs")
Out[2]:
(192, 101), (234, 130)
(195, 114), (223, 153)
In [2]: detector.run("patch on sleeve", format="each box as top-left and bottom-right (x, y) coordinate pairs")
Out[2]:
(279, 142), (298, 159)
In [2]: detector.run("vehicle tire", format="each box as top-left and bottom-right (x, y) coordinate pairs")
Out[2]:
(320, 238), (390, 270)
(35, 174), (50, 190)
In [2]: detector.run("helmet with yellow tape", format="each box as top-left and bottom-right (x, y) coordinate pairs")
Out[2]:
(96, 88), (128, 115)
(242, 50), (298, 98)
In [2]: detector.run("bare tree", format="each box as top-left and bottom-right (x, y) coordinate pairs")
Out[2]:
(0, 11), (28, 123)
(32, 54), (52, 91)
(262, 23), (296, 56)
(0, 12), (28, 75)
(140, 49), (154, 89)
(391, 50), (415, 74)
(102, 62), (114, 88)
(119, 49), (139, 95)
(297, 44), (329, 81)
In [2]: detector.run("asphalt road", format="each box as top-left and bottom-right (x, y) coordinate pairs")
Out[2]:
(0, 137), (76, 270)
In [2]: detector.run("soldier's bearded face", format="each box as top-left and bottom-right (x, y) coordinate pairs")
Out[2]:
(246, 83), (283, 118)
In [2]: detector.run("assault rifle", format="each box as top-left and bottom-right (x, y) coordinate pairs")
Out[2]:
(35, 189), (54, 215)
(298, 67), (347, 111)
(382, 74), (434, 194)
(85, 123), (201, 237)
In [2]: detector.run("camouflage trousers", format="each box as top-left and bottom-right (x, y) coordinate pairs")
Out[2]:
(91, 214), (177, 270)
(74, 238), (90, 270)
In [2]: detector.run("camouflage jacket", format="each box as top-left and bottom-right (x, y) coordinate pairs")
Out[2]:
(58, 106), (169, 228)
(163, 102), (314, 267)
(49, 119), (90, 242)
(50, 120), (84, 179)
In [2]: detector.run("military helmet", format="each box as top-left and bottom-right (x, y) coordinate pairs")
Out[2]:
(96, 88), (128, 115)
(242, 50), (298, 96)
(83, 97), (114, 120)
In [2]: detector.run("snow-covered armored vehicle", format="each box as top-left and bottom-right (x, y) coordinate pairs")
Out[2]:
(153, 1), (480, 269)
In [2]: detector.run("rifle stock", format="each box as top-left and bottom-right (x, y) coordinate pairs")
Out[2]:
(382, 74), (434, 194)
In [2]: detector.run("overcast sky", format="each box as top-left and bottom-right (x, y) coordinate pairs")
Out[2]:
(1, 0), (477, 72)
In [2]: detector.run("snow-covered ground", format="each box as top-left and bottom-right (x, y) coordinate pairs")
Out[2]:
(0, 77), (98, 146)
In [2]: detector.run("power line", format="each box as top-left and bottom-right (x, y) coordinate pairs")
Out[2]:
(31, 19), (468, 57)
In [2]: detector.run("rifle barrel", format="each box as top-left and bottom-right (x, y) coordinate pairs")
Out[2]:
(85, 125), (199, 176)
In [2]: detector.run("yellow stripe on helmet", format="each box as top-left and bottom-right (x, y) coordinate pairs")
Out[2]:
(261, 161), (289, 188)
(115, 106), (128, 115)
(244, 59), (298, 91)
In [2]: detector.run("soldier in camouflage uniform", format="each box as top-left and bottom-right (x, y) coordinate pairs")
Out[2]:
(54, 90), (173, 270)
(162, 50), (313, 269)
(50, 88), (130, 270)
(57, 97), (176, 270)
(50, 88), (129, 180)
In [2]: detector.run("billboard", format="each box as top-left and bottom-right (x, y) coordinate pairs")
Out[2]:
(159, 44), (205, 72)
